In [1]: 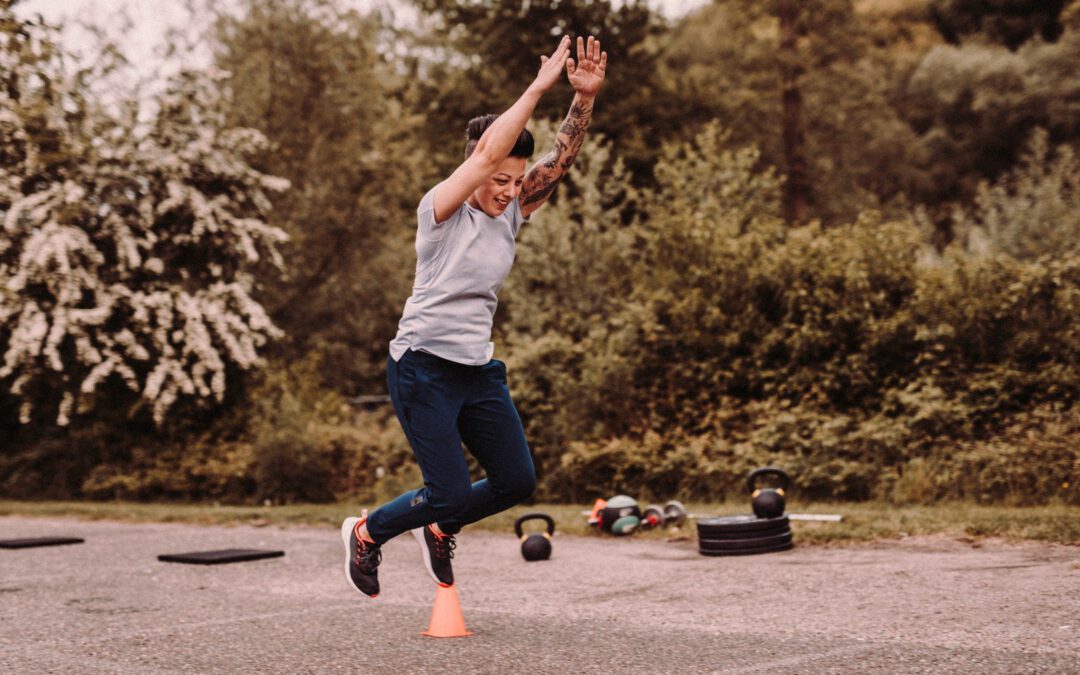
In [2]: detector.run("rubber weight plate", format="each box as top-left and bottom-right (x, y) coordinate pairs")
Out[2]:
(696, 515), (789, 537)
(696, 522), (790, 540)
(698, 540), (794, 557)
(698, 530), (792, 551)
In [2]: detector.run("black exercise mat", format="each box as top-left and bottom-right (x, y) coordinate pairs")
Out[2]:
(0, 537), (85, 549)
(157, 549), (285, 565)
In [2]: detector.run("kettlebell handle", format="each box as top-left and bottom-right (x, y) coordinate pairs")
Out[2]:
(746, 466), (790, 493)
(514, 512), (555, 540)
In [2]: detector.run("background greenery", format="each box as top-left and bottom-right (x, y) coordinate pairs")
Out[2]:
(1, 0), (1077, 508)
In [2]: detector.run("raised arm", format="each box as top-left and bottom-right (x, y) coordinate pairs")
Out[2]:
(432, 36), (572, 223)
(520, 35), (608, 219)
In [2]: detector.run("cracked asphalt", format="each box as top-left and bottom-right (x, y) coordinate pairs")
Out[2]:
(1, 515), (1078, 674)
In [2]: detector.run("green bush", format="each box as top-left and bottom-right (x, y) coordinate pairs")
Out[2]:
(954, 129), (1080, 261)
(499, 123), (1079, 504)
(80, 440), (256, 502)
(0, 435), (101, 500)
(25, 356), (415, 504)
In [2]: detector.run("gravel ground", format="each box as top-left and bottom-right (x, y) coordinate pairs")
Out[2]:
(1, 515), (1077, 674)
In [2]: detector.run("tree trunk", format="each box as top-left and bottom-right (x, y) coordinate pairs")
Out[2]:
(777, 0), (811, 226)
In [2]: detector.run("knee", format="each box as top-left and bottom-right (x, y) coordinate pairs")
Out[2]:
(428, 481), (471, 517)
(502, 469), (536, 504)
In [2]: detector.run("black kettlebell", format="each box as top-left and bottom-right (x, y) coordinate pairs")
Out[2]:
(515, 513), (555, 561)
(747, 467), (790, 519)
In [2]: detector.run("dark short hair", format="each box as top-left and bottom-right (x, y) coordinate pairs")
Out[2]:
(464, 114), (534, 160)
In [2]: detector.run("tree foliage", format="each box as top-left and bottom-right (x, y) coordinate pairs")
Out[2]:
(0, 7), (287, 427)
(901, 32), (1080, 207)
(211, 0), (422, 393)
(3, 0), (1077, 505)
(657, 0), (925, 223)
(929, 0), (1068, 49)
(407, 0), (665, 178)
(954, 129), (1080, 260)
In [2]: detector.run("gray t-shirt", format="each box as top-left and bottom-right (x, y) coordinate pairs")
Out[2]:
(389, 186), (527, 365)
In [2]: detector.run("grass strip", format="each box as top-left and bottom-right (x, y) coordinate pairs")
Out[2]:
(0, 500), (1075, 544)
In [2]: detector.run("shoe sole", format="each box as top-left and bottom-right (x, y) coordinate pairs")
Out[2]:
(341, 517), (377, 598)
(411, 527), (452, 587)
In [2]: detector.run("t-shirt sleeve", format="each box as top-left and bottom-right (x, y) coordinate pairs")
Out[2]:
(417, 186), (458, 241)
(508, 195), (530, 238)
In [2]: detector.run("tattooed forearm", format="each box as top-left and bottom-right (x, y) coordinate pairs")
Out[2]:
(541, 137), (568, 170)
(561, 99), (592, 137)
(520, 93), (595, 212)
(521, 180), (558, 206)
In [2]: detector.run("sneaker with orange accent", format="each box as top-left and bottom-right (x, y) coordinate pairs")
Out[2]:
(341, 511), (381, 598)
(411, 524), (455, 587)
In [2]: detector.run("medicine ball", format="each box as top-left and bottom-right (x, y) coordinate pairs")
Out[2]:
(599, 494), (641, 533)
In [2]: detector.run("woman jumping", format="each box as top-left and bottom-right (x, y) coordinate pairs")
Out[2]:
(342, 34), (607, 597)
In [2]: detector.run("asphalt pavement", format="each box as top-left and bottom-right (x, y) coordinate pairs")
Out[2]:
(1, 515), (1077, 674)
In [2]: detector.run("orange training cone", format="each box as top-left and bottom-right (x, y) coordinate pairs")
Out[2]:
(421, 583), (473, 638)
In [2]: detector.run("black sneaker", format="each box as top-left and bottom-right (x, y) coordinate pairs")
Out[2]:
(411, 524), (455, 587)
(341, 511), (381, 598)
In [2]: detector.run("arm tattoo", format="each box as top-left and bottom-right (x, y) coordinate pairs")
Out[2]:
(521, 95), (594, 209)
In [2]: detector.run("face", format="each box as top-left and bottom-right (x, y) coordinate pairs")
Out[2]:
(467, 156), (528, 217)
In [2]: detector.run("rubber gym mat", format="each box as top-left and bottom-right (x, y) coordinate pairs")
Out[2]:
(0, 537), (84, 549)
(157, 549), (285, 565)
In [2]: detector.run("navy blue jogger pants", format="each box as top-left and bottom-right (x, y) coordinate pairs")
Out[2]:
(365, 349), (536, 544)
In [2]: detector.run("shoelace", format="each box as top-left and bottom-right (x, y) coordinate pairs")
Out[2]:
(433, 532), (456, 561)
(356, 541), (382, 573)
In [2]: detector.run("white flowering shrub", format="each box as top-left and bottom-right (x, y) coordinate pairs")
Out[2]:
(0, 12), (288, 427)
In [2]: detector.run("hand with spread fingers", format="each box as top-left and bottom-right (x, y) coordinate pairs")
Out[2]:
(566, 35), (607, 97)
(532, 35), (573, 94)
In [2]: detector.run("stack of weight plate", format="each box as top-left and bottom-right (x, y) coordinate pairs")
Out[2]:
(696, 515), (793, 556)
